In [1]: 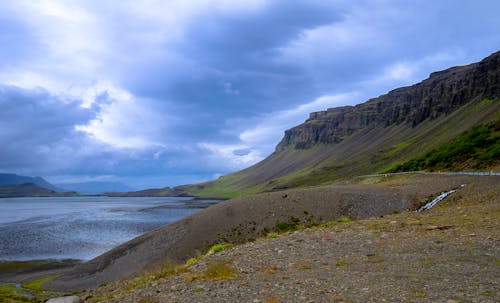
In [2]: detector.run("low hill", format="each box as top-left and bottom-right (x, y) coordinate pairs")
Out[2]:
(0, 173), (59, 192)
(104, 187), (182, 197)
(176, 51), (500, 198)
(55, 181), (133, 195)
(0, 183), (57, 198)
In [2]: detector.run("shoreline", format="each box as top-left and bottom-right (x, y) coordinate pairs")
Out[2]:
(48, 174), (493, 290)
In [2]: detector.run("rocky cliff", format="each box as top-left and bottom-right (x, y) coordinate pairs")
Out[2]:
(277, 51), (500, 150)
(168, 52), (500, 198)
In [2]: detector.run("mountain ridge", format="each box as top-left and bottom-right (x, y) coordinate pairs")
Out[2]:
(174, 51), (499, 198)
(277, 51), (499, 150)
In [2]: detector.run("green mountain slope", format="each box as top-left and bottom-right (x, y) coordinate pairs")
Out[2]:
(177, 51), (500, 198)
(389, 120), (500, 172)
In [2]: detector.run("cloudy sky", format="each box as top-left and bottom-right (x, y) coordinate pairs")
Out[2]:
(1, 0), (499, 189)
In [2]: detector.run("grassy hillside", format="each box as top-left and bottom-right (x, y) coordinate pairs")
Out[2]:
(179, 98), (499, 198)
(388, 119), (500, 172)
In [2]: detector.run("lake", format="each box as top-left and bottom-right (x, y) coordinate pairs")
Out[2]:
(0, 196), (219, 261)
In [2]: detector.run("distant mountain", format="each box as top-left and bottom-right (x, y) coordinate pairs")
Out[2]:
(55, 181), (134, 194)
(176, 51), (500, 198)
(0, 173), (59, 191)
(0, 183), (57, 198)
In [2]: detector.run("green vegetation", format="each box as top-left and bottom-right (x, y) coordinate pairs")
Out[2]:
(185, 243), (234, 267)
(274, 216), (302, 232)
(266, 232), (279, 238)
(388, 122), (500, 172)
(336, 260), (347, 267)
(179, 95), (499, 199)
(124, 260), (187, 291)
(22, 276), (55, 292)
(207, 243), (233, 254)
(138, 296), (158, 303)
(0, 276), (58, 303)
(272, 216), (353, 234)
(199, 260), (237, 280)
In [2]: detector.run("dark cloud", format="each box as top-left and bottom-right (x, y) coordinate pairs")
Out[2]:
(0, 1), (499, 189)
(122, 2), (342, 113)
(0, 85), (92, 171)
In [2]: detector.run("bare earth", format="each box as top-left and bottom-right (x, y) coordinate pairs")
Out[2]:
(81, 175), (499, 303)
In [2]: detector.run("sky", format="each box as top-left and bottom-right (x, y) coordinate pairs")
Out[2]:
(0, 0), (499, 190)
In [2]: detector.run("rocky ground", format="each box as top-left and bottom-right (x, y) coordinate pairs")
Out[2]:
(81, 176), (499, 303)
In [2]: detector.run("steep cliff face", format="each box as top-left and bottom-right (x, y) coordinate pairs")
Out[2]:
(178, 51), (500, 198)
(277, 51), (500, 151)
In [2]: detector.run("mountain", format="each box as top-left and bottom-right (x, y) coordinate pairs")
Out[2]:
(177, 51), (500, 198)
(55, 181), (134, 194)
(0, 173), (59, 192)
(0, 183), (58, 198)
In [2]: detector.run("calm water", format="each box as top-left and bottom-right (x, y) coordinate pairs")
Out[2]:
(0, 196), (218, 261)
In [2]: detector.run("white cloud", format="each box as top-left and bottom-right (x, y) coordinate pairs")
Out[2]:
(386, 63), (414, 82)
(199, 92), (359, 170)
(239, 93), (359, 149)
(75, 91), (172, 150)
(363, 49), (467, 90)
(198, 142), (264, 170)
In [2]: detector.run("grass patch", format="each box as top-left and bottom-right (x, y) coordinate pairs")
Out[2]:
(208, 243), (233, 254)
(414, 290), (426, 298)
(185, 243), (234, 267)
(188, 260), (237, 281)
(266, 232), (279, 238)
(125, 261), (187, 291)
(0, 276), (59, 303)
(336, 260), (347, 267)
(264, 296), (281, 303)
(138, 296), (158, 303)
(22, 276), (55, 291)
(388, 121), (500, 172)
(273, 216), (353, 234)
(274, 216), (302, 232)
(192, 287), (205, 293)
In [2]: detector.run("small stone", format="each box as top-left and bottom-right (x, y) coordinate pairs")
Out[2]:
(171, 284), (182, 291)
(447, 300), (458, 303)
(389, 221), (397, 224)
(46, 296), (80, 303)
(253, 299), (260, 303)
